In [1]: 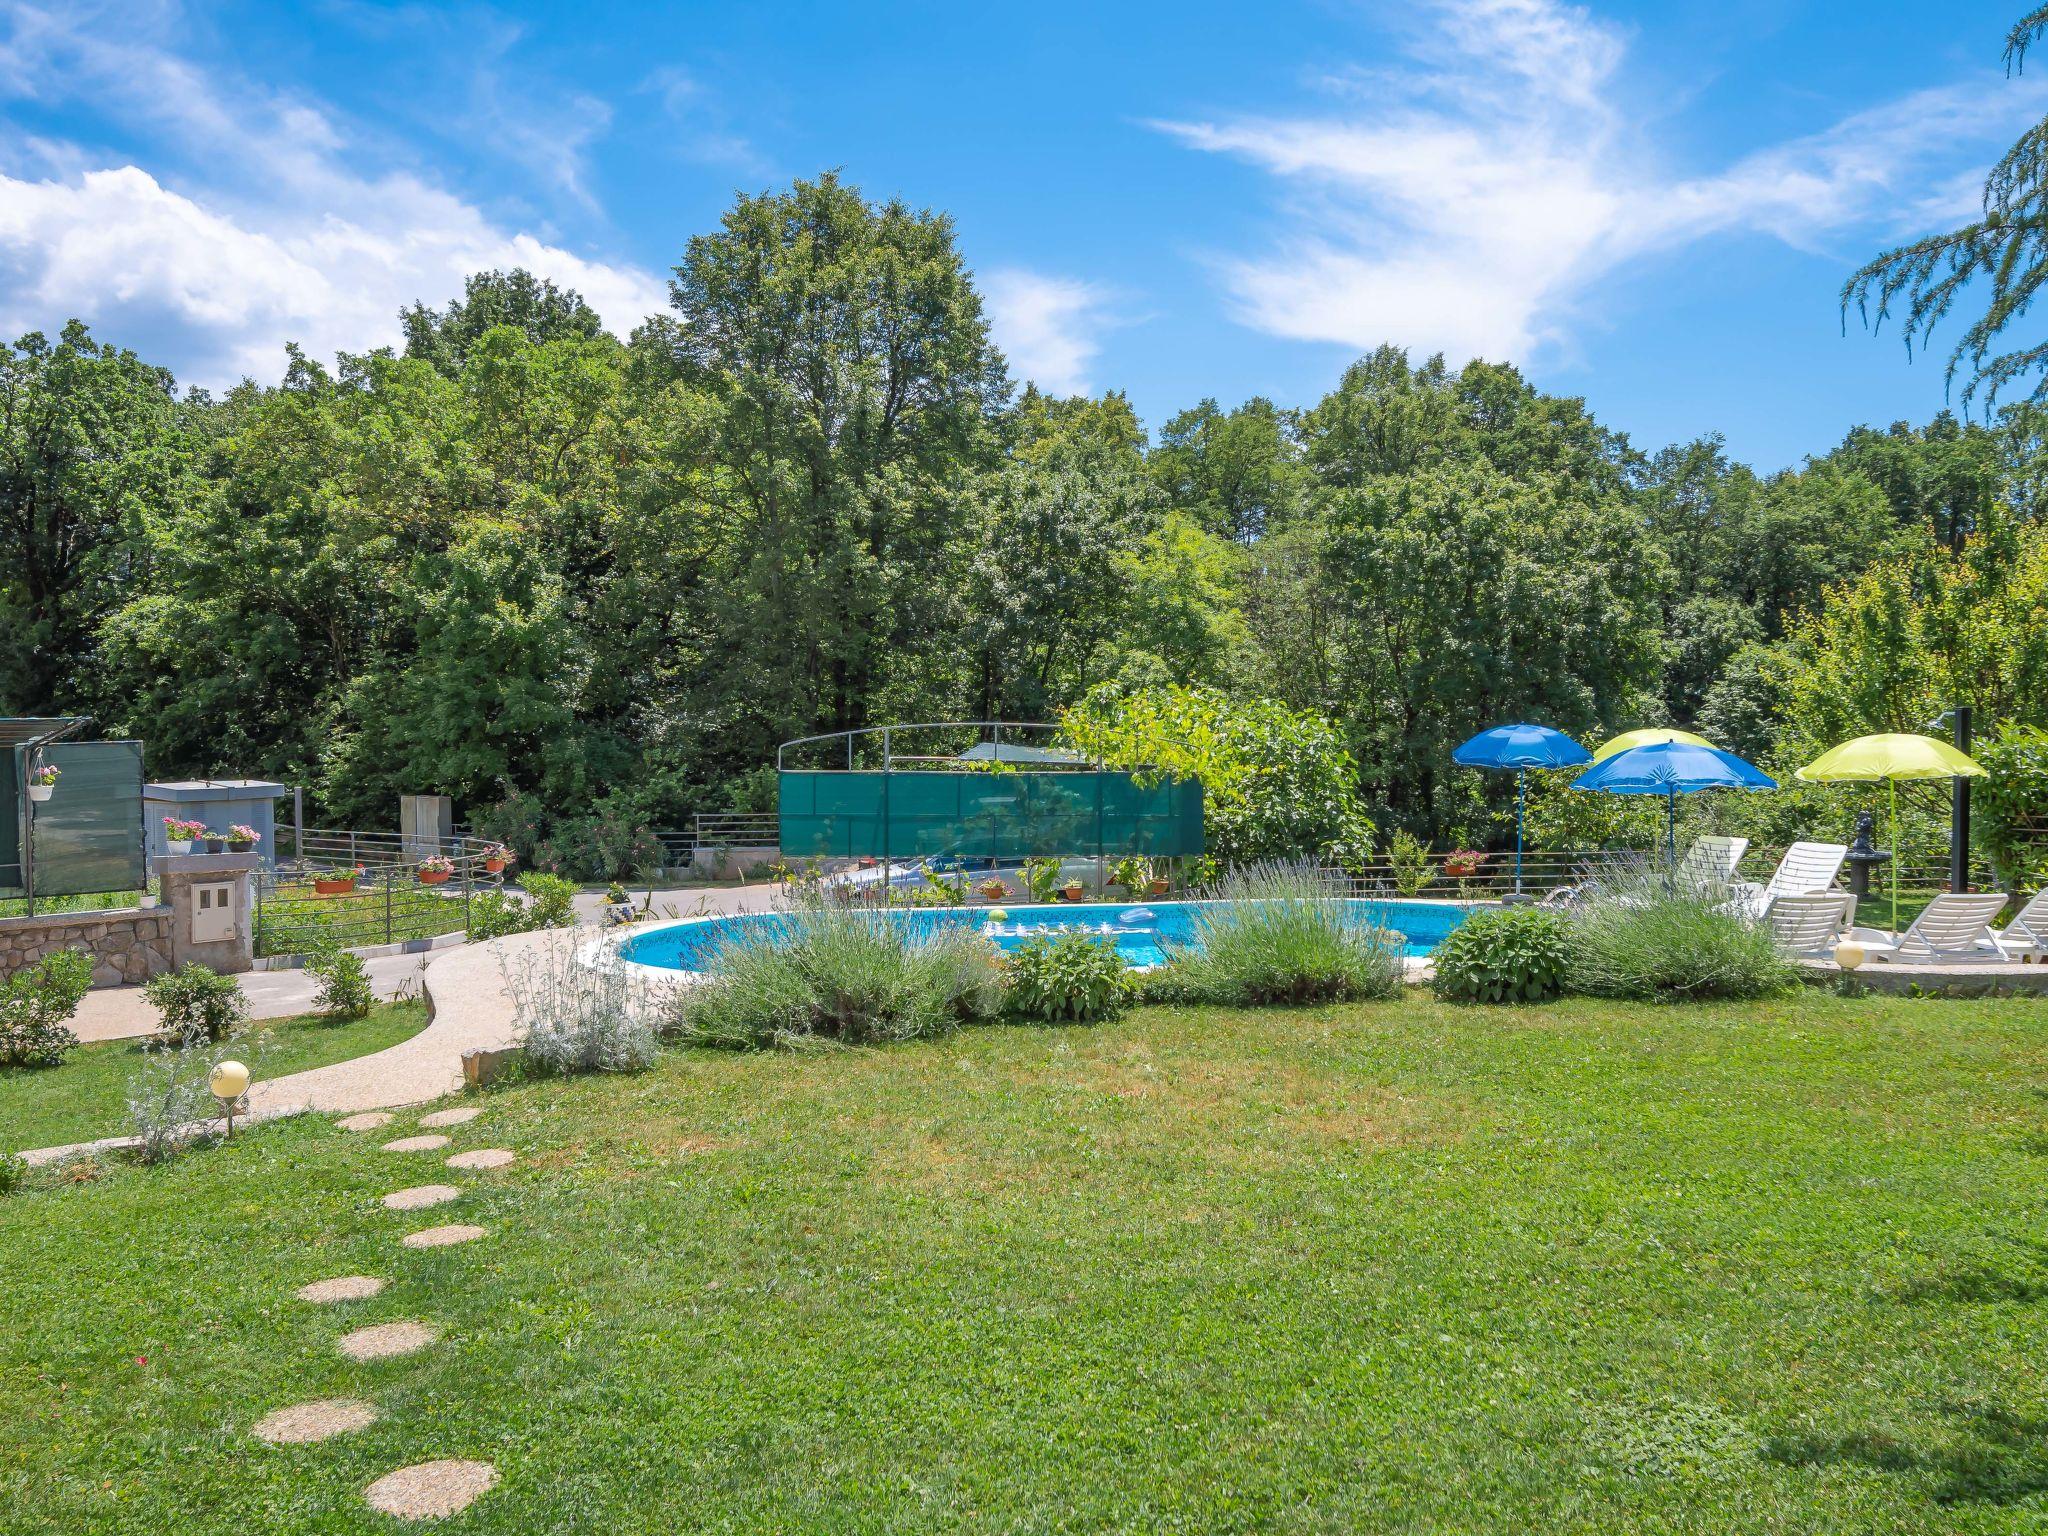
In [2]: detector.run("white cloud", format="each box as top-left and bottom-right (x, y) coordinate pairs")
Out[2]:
(983, 268), (1117, 397)
(1155, 0), (2048, 364)
(0, 2), (669, 389)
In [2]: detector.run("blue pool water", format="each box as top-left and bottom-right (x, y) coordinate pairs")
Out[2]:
(616, 899), (1469, 973)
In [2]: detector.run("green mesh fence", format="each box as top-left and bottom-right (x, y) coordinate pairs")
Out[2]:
(778, 770), (1204, 860)
(7, 740), (146, 898)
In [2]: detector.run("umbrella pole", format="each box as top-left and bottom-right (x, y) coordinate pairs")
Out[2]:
(1667, 790), (1677, 867)
(1515, 770), (1525, 896)
(1890, 778), (1899, 937)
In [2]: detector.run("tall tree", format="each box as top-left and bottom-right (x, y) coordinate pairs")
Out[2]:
(1844, 9), (2048, 410)
(0, 323), (187, 715)
(401, 269), (608, 376)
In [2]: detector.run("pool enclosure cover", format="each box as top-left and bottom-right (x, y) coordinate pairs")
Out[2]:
(776, 725), (1203, 862)
(2, 719), (147, 899)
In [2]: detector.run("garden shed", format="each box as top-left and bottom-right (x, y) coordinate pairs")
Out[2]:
(143, 780), (291, 866)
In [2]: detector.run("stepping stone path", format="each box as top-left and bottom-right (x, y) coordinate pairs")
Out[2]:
(253, 1398), (379, 1444)
(297, 1275), (385, 1304)
(294, 1103), (511, 1518)
(402, 1224), (488, 1249)
(380, 1134), (450, 1153)
(445, 1148), (515, 1171)
(383, 1185), (461, 1211)
(364, 1460), (499, 1521)
(336, 1321), (437, 1361)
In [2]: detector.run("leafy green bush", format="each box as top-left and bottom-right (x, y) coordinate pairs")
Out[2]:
(1005, 932), (1134, 1024)
(306, 945), (374, 1019)
(1566, 870), (1798, 1003)
(522, 872), (578, 929)
(466, 889), (531, 942)
(0, 1150), (27, 1194)
(674, 902), (1005, 1049)
(144, 964), (249, 1045)
(1154, 862), (1403, 1006)
(1430, 906), (1572, 1004)
(0, 949), (93, 1069)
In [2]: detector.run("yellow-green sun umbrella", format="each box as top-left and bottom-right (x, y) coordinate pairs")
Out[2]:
(1591, 727), (1714, 763)
(1795, 733), (1988, 934)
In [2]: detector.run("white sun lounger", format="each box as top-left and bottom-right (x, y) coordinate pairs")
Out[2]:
(1733, 842), (1848, 918)
(1766, 893), (1858, 959)
(1678, 835), (1749, 886)
(1994, 890), (2048, 959)
(1853, 892), (2014, 964)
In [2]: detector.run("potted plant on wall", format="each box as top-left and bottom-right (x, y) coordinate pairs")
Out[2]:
(1062, 876), (1086, 902)
(314, 864), (364, 897)
(417, 854), (455, 886)
(224, 823), (260, 853)
(977, 875), (1008, 901)
(201, 828), (227, 853)
(26, 763), (58, 803)
(164, 816), (206, 854)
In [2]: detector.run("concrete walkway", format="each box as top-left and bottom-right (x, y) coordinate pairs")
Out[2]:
(71, 951), (433, 1045)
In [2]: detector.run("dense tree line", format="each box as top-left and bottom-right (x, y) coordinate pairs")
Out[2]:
(5, 174), (2048, 871)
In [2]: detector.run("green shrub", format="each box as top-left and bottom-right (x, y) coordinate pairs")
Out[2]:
(0, 949), (93, 1069)
(1155, 862), (1404, 1006)
(674, 902), (1005, 1049)
(144, 964), (249, 1045)
(466, 889), (531, 942)
(0, 1150), (26, 1194)
(1006, 932), (1135, 1024)
(1430, 906), (1572, 1004)
(306, 945), (374, 1020)
(521, 872), (578, 929)
(1566, 870), (1799, 1003)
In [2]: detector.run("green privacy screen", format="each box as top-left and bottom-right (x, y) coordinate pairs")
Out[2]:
(0, 748), (16, 893)
(9, 740), (147, 898)
(779, 770), (1204, 860)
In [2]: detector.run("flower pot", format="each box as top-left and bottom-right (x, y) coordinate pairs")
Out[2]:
(1149, 878), (1171, 897)
(226, 840), (254, 854)
(27, 784), (52, 803)
(167, 839), (193, 855)
(313, 878), (359, 897)
(1063, 883), (1085, 901)
(418, 871), (451, 886)
(203, 837), (226, 854)
(484, 858), (506, 874)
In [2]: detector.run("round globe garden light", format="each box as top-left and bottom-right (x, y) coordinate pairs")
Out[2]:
(1451, 724), (1592, 897)
(210, 1059), (251, 1139)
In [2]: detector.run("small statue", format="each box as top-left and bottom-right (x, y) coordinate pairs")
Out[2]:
(1848, 810), (1877, 859)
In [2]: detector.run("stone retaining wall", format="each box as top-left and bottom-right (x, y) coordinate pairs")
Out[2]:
(0, 905), (175, 988)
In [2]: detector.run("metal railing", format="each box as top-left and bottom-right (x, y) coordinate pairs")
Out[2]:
(274, 825), (498, 872)
(253, 845), (507, 958)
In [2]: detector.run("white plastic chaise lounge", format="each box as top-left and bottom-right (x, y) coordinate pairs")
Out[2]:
(1994, 890), (2048, 960)
(1765, 893), (1858, 959)
(1853, 893), (2014, 964)
(1541, 836), (1747, 906)
(1678, 835), (1749, 885)
(1732, 842), (1849, 918)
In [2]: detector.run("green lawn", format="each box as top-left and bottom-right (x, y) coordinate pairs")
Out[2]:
(0, 1001), (429, 1152)
(6, 991), (2048, 1532)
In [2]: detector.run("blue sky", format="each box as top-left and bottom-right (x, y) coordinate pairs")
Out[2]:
(1, 0), (2041, 469)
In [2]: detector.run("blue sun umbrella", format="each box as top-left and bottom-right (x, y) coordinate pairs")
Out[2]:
(1569, 740), (1777, 864)
(1452, 724), (1593, 893)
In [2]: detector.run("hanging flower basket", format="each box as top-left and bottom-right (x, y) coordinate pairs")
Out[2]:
(417, 855), (455, 886)
(314, 867), (364, 897)
(479, 842), (512, 875)
(27, 764), (58, 803)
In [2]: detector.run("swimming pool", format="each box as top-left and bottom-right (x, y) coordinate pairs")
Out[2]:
(614, 899), (1471, 975)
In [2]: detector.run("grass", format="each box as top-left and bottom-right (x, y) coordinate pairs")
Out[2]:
(5, 990), (2048, 1532)
(0, 1001), (428, 1151)
(0, 888), (150, 919)
(252, 879), (473, 958)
